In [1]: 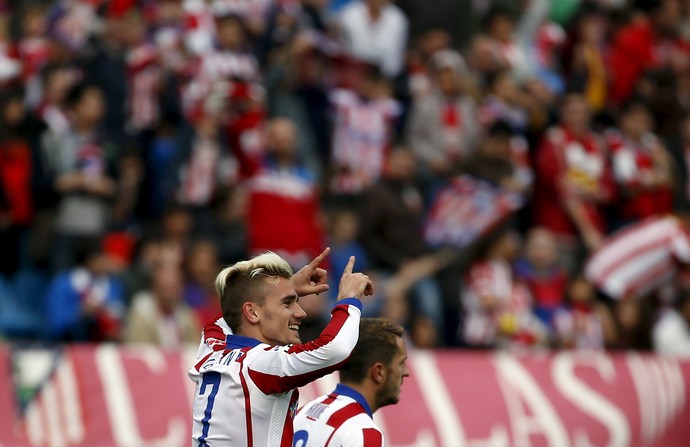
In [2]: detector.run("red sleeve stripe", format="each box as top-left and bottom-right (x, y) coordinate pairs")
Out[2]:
(203, 320), (226, 342)
(249, 357), (350, 395)
(194, 352), (213, 372)
(362, 428), (383, 447)
(286, 304), (351, 355)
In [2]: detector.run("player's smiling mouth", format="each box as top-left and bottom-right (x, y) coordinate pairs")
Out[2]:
(288, 324), (300, 331)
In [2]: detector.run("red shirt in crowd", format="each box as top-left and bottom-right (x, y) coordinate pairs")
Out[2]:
(533, 125), (613, 238)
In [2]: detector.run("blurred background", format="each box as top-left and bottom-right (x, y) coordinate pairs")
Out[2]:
(0, 0), (690, 444)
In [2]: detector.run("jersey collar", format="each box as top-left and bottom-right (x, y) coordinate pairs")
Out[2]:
(334, 383), (373, 417)
(225, 334), (263, 350)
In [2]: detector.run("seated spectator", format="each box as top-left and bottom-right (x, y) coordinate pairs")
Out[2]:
(44, 244), (125, 342)
(515, 227), (568, 328)
(553, 274), (617, 350)
(125, 265), (200, 347)
(460, 229), (546, 350)
(653, 292), (690, 356)
(606, 100), (674, 230)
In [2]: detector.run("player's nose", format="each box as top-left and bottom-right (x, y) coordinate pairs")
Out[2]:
(294, 303), (307, 320)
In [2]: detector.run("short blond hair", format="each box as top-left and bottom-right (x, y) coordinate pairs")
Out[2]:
(215, 252), (293, 332)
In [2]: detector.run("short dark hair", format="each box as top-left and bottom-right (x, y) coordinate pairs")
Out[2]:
(339, 318), (405, 384)
(65, 83), (101, 109)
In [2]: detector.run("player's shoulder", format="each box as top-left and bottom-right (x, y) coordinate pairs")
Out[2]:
(332, 420), (384, 447)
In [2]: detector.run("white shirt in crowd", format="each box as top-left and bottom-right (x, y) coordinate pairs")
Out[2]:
(653, 308), (690, 357)
(337, 1), (408, 78)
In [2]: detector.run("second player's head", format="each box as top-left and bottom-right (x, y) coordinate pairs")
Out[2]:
(339, 318), (409, 411)
(215, 252), (306, 345)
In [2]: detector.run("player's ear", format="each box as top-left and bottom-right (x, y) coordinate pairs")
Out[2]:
(243, 302), (260, 324)
(370, 362), (385, 385)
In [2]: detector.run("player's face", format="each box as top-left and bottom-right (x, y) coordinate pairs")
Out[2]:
(377, 337), (409, 408)
(256, 277), (306, 346)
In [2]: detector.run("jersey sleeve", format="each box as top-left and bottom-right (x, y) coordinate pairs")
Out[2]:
(195, 314), (232, 360)
(246, 298), (362, 395)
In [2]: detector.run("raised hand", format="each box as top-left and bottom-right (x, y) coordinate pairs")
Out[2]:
(292, 247), (330, 297)
(337, 256), (374, 301)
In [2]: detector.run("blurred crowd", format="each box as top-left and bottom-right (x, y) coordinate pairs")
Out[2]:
(1, 0), (690, 355)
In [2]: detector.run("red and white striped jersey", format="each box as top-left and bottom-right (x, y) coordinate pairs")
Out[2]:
(585, 216), (690, 299)
(196, 314), (232, 360)
(330, 89), (400, 194)
(190, 298), (362, 446)
(293, 384), (384, 447)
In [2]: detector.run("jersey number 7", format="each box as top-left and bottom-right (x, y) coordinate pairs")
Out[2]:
(197, 371), (221, 447)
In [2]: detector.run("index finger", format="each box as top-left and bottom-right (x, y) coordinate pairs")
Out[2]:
(343, 255), (356, 274)
(308, 247), (331, 268)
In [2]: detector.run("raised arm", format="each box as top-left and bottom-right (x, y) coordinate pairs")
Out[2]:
(247, 256), (372, 394)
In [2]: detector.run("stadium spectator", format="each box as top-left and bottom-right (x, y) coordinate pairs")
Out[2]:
(125, 265), (200, 347)
(532, 91), (613, 269)
(38, 83), (117, 273)
(0, 89), (34, 277)
(478, 69), (529, 136)
(406, 29), (453, 99)
(653, 292), (690, 356)
(463, 119), (532, 196)
(552, 273), (617, 350)
(189, 251), (372, 445)
(606, 100), (674, 229)
(358, 149), (445, 343)
(293, 318), (409, 445)
(560, 4), (609, 113)
(246, 117), (325, 267)
(336, 0), (409, 78)
(183, 239), (222, 324)
(406, 49), (479, 192)
(469, 0), (551, 81)
(607, 0), (686, 106)
(460, 229), (546, 349)
(330, 64), (400, 195)
(44, 243), (125, 342)
(173, 97), (237, 216)
(515, 227), (569, 329)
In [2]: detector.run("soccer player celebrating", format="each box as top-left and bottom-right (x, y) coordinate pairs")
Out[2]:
(293, 318), (409, 447)
(190, 251), (372, 446)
